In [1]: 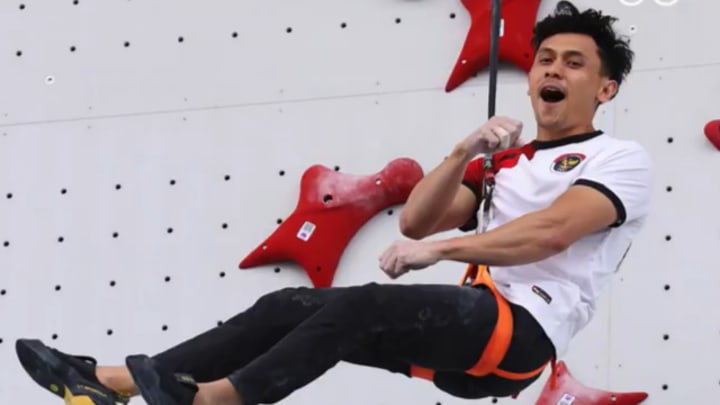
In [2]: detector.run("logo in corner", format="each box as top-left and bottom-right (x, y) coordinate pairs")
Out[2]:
(551, 153), (586, 173)
(532, 285), (552, 304)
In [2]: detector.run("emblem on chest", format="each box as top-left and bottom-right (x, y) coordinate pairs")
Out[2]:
(551, 153), (586, 172)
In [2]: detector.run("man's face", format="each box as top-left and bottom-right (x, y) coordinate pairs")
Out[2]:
(527, 33), (617, 134)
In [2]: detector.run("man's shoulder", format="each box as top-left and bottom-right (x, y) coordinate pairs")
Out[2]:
(589, 134), (653, 167)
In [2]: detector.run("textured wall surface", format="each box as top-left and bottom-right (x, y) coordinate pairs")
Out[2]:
(1, 0), (718, 404)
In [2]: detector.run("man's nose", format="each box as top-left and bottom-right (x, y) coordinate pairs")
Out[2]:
(544, 65), (561, 78)
(544, 61), (563, 78)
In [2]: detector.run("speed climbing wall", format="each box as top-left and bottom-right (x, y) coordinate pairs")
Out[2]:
(1, 0), (718, 404)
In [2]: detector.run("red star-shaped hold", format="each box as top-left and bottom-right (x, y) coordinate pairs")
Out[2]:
(704, 119), (720, 150)
(445, 0), (542, 92)
(239, 158), (424, 287)
(533, 361), (649, 405)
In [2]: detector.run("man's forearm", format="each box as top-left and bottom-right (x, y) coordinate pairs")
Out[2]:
(400, 146), (473, 237)
(431, 209), (569, 266)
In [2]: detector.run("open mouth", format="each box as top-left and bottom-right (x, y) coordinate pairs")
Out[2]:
(540, 86), (566, 103)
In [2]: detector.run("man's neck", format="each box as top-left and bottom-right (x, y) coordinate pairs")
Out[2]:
(536, 124), (596, 142)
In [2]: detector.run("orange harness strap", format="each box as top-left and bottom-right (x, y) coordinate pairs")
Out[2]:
(410, 264), (557, 391)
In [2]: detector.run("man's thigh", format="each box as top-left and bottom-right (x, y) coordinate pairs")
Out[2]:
(340, 282), (499, 372)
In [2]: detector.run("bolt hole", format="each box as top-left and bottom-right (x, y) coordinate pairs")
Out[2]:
(323, 194), (333, 203)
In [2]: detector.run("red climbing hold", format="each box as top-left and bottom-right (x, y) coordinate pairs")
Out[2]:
(239, 158), (424, 287)
(534, 361), (648, 405)
(704, 119), (720, 150)
(445, 0), (541, 92)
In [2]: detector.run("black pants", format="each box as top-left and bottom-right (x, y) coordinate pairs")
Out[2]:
(152, 282), (555, 404)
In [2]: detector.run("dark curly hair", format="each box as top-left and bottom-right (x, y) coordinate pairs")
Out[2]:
(532, 1), (634, 91)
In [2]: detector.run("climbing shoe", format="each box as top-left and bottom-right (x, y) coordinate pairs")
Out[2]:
(126, 354), (198, 405)
(15, 338), (130, 405)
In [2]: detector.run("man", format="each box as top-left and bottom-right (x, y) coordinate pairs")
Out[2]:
(15, 2), (652, 405)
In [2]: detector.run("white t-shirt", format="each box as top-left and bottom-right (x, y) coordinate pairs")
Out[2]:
(460, 130), (654, 357)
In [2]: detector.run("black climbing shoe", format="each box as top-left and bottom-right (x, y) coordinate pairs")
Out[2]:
(126, 354), (198, 405)
(15, 338), (130, 405)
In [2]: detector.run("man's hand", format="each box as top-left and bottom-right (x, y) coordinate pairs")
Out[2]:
(378, 240), (440, 279)
(457, 116), (523, 157)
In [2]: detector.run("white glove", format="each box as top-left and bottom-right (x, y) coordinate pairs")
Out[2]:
(458, 116), (523, 157)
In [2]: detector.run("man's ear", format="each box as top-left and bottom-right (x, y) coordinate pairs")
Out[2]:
(597, 79), (618, 104)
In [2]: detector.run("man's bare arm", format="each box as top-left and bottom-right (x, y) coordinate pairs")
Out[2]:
(399, 146), (478, 240)
(429, 184), (619, 266)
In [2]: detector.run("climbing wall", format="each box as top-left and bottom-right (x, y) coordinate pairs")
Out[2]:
(0, 0), (718, 404)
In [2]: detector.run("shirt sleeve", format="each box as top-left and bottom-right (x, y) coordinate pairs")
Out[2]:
(573, 141), (654, 227)
(458, 157), (484, 232)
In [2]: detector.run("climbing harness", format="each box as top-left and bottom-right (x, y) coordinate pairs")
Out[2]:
(410, 154), (558, 394)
